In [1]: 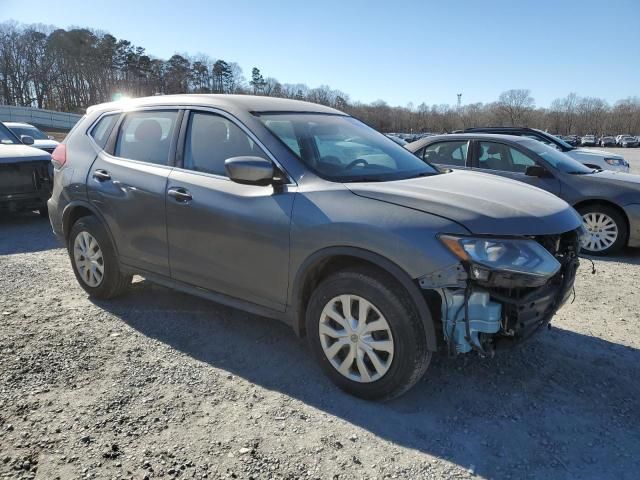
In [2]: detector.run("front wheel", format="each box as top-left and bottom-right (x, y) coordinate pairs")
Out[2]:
(305, 267), (431, 401)
(578, 204), (627, 256)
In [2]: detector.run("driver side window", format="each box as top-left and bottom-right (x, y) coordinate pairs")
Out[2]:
(478, 142), (536, 173)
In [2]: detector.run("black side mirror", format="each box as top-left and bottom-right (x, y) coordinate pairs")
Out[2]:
(525, 165), (551, 178)
(20, 135), (35, 145)
(225, 156), (274, 186)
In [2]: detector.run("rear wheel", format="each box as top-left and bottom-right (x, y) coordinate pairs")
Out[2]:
(577, 204), (627, 256)
(305, 267), (431, 401)
(68, 216), (131, 298)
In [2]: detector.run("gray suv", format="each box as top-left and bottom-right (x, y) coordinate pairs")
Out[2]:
(49, 95), (583, 400)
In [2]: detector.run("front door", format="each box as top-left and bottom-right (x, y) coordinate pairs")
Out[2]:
(166, 110), (295, 311)
(472, 140), (561, 195)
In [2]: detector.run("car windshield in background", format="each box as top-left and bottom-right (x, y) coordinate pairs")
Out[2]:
(0, 123), (19, 144)
(534, 129), (574, 150)
(259, 113), (438, 182)
(519, 139), (593, 174)
(9, 126), (48, 140)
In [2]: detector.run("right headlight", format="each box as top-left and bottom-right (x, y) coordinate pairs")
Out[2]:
(604, 158), (624, 166)
(439, 235), (561, 282)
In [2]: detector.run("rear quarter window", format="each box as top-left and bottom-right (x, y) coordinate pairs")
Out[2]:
(89, 114), (119, 149)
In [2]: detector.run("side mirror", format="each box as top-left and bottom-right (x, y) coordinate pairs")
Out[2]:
(20, 135), (35, 145)
(225, 156), (274, 186)
(525, 165), (551, 178)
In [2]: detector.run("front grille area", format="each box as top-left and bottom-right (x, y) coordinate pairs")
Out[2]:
(485, 229), (581, 350)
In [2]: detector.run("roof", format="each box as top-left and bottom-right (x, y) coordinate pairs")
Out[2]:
(86, 94), (345, 116)
(409, 132), (533, 146)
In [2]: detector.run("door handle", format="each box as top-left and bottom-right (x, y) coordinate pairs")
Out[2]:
(92, 169), (111, 181)
(167, 187), (193, 203)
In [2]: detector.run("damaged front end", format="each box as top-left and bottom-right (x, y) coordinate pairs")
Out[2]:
(420, 229), (581, 356)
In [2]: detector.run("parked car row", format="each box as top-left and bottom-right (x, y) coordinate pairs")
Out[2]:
(3, 95), (639, 401)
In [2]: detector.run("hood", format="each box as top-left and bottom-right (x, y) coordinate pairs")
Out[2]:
(571, 148), (623, 160)
(589, 170), (640, 189)
(345, 170), (582, 236)
(0, 144), (51, 164)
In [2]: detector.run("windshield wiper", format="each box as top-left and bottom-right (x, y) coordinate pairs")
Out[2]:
(344, 176), (384, 183)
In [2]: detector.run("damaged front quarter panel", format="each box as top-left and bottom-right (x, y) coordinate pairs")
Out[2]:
(419, 229), (581, 356)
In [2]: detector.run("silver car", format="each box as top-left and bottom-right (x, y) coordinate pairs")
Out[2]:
(48, 95), (582, 400)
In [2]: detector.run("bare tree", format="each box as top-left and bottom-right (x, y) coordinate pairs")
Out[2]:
(496, 89), (535, 126)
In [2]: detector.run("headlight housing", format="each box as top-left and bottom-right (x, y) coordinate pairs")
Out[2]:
(605, 158), (624, 166)
(439, 235), (561, 286)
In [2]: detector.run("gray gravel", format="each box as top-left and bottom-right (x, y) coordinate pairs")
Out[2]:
(1, 213), (639, 479)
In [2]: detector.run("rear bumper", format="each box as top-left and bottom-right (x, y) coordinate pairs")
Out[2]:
(47, 196), (65, 242)
(624, 204), (640, 248)
(0, 191), (49, 212)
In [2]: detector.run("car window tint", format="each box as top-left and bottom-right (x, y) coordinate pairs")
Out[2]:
(423, 141), (468, 166)
(478, 142), (536, 173)
(263, 119), (301, 156)
(184, 112), (267, 176)
(115, 111), (178, 164)
(90, 114), (119, 149)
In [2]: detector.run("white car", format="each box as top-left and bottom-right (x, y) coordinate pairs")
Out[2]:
(3, 122), (59, 154)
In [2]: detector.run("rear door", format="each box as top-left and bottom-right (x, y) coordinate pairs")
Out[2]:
(165, 109), (295, 311)
(470, 140), (561, 195)
(87, 108), (182, 276)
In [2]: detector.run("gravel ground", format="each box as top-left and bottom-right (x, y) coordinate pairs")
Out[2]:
(1, 214), (639, 480)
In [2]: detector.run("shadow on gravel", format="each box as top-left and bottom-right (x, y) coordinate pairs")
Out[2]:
(96, 280), (640, 480)
(583, 247), (640, 265)
(0, 212), (60, 255)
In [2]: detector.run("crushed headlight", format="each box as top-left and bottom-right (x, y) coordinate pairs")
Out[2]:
(439, 235), (561, 280)
(604, 158), (624, 166)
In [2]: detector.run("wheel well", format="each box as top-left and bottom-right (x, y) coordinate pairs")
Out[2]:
(573, 199), (630, 240)
(583, 164), (601, 170)
(296, 254), (434, 339)
(63, 206), (94, 240)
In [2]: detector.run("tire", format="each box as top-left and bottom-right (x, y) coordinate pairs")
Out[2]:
(38, 206), (48, 218)
(68, 216), (131, 299)
(577, 204), (628, 256)
(305, 266), (431, 401)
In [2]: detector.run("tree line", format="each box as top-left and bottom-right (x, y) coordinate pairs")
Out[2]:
(2, 21), (640, 135)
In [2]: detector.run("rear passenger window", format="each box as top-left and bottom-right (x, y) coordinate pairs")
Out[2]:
(423, 141), (468, 167)
(184, 112), (267, 176)
(89, 114), (119, 149)
(115, 111), (178, 165)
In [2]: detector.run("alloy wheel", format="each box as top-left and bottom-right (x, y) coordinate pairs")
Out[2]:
(581, 212), (618, 253)
(73, 231), (104, 287)
(318, 294), (394, 383)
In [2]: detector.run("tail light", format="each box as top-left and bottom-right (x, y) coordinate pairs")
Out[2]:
(51, 144), (67, 168)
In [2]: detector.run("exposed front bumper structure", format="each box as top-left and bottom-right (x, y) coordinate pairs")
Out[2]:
(421, 229), (581, 355)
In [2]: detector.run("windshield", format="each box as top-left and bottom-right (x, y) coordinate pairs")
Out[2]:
(259, 113), (438, 182)
(532, 129), (574, 150)
(520, 139), (593, 174)
(0, 123), (19, 145)
(8, 125), (48, 140)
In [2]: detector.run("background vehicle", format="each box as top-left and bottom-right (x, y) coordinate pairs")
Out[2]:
(600, 136), (616, 147)
(461, 127), (629, 172)
(48, 95), (582, 400)
(0, 122), (52, 216)
(384, 134), (407, 146)
(581, 135), (596, 146)
(620, 135), (638, 148)
(4, 122), (59, 154)
(407, 133), (640, 255)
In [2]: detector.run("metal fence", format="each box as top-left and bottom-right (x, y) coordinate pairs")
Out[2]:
(0, 106), (82, 131)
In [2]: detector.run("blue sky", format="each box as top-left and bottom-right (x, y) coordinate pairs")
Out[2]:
(4, 0), (639, 107)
